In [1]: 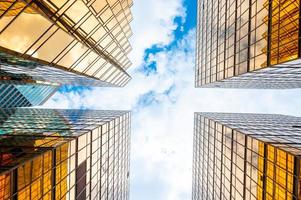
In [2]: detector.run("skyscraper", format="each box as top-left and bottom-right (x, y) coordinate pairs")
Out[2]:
(0, 0), (133, 87)
(0, 83), (58, 107)
(0, 108), (131, 200)
(193, 112), (301, 200)
(196, 0), (301, 89)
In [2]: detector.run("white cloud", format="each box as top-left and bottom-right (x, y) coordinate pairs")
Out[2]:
(128, 0), (186, 68)
(44, 1), (301, 199)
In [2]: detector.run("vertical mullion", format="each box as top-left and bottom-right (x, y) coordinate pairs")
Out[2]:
(51, 149), (56, 200)
(247, 0), (252, 72)
(262, 144), (268, 200)
(219, 125), (224, 199)
(229, 129), (234, 199)
(243, 135), (248, 199)
(209, 0), (214, 84)
(233, 0), (238, 76)
(293, 156), (300, 200)
(215, 0), (220, 82)
(12, 170), (18, 200)
(201, 117), (206, 199)
(298, 0), (301, 58)
(267, 0), (273, 66)
(212, 122), (217, 197)
(223, 0), (228, 80)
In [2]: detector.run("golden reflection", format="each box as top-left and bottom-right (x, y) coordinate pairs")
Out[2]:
(257, 144), (295, 199)
(55, 143), (68, 200)
(262, 0), (299, 66)
(16, 143), (69, 200)
(0, 0), (37, 16)
(0, 135), (70, 200)
(0, 173), (10, 199)
(0, 0), (132, 85)
(18, 152), (51, 200)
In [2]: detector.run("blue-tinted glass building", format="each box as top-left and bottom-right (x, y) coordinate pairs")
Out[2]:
(0, 83), (58, 108)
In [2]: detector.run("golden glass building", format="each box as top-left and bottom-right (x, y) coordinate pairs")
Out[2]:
(0, 0), (133, 87)
(196, 0), (301, 89)
(193, 112), (301, 200)
(0, 108), (131, 200)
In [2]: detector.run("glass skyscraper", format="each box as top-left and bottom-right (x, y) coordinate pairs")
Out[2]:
(0, 83), (58, 107)
(0, 0), (133, 87)
(0, 108), (131, 200)
(196, 0), (301, 89)
(193, 112), (301, 200)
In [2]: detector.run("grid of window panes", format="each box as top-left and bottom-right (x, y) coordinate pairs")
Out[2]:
(196, 0), (301, 89)
(0, 51), (128, 87)
(193, 112), (301, 200)
(0, 0), (133, 87)
(0, 108), (131, 200)
(0, 83), (58, 107)
(0, 61), (124, 87)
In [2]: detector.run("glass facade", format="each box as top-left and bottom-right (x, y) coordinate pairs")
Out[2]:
(193, 112), (301, 200)
(0, 83), (58, 107)
(0, 0), (133, 87)
(196, 0), (301, 89)
(0, 108), (131, 200)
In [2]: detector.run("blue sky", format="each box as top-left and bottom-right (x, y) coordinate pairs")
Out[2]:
(45, 0), (301, 199)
